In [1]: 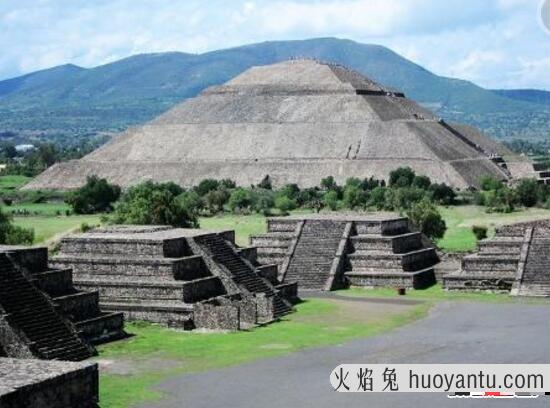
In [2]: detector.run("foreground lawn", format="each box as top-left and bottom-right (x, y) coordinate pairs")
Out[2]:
(13, 215), (102, 243)
(338, 284), (550, 304)
(6, 201), (70, 216)
(0, 174), (31, 191)
(97, 298), (429, 407)
(437, 205), (550, 252)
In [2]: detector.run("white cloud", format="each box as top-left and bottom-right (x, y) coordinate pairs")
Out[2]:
(0, 0), (548, 89)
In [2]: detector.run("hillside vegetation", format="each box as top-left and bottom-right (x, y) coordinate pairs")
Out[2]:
(0, 38), (548, 145)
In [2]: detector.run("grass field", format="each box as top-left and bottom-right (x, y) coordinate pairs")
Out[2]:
(436, 205), (550, 252)
(13, 215), (102, 243)
(0, 175), (31, 192)
(97, 298), (430, 408)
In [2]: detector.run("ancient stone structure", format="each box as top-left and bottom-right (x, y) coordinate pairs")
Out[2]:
(250, 214), (439, 290)
(50, 226), (296, 330)
(0, 246), (125, 361)
(443, 220), (550, 296)
(0, 358), (98, 407)
(26, 59), (534, 191)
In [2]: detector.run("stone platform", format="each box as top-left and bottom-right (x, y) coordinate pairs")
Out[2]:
(51, 226), (297, 330)
(0, 358), (98, 407)
(443, 219), (550, 296)
(250, 214), (439, 290)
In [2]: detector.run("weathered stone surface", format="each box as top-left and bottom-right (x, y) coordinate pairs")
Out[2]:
(25, 59), (533, 191)
(0, 358), (98, 408)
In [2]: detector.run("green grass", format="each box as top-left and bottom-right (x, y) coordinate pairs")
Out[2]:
(98, 299), (430, 407)
(5, 202), (70, 216)
(13, 215), (102, 243)
(0, 175), (31, 191)
(436, 205), (550, 252)
(337, 284), (550, 304)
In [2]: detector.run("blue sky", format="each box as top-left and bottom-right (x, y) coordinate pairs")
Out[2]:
(1, 0), (549, 89)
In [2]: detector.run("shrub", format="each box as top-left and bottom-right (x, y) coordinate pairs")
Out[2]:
(279, 183), (300, 200)
(204, 188), (230, 214)
(479, 176), (504, 191)
(389, 167), (415, 188)
(0, 208), (34, 245)
(429, 183), (456, 205)
(472, 225), (488, 240)
(323, 190), (339, 211)
(515, 178), (539, 207)
(111, 181), (197, 227)
(194, 179), (220, 196)
(251, 189), (275, 215)
(342, 185), (368, 209)
(80, 222), (93, 233)
(177, 191), (204, 214)
(320, 176), (337, 191)
(257, 175), (272, 190)
(412, 175), (431, 190)
(228, 188), (252, 212)
(219, 179), (236, 189)
(65, 176), (121, 214)
(275, 195), (297, 215)
(368, 186), (387, 210)
(407, 199), (447, 239)
(384, 187), (427, 211)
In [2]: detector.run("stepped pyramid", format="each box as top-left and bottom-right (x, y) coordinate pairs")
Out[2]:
(26, 59), (534, 191)
(250, 214), (439, 290)
(0, 246), (126, 361)
(443, 219), (550, 296)
(50, 226), (297, 330)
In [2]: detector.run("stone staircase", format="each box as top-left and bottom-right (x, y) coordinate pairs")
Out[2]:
(0, 253), (93, 361)
(515, 235), (550, 296)
(252, 215), (438, 290)
(283, 220), (346, 290)
(195, 234), (291, 318)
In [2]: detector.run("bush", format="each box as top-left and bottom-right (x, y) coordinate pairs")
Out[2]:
(257, 175), (272, 190)
(479, 176), (504, 191)
(65, 176), (121, 214)
(279, 183), (300, 200)
(228, 188), (252, 213)
(111, 181), (197, 227)
(204, 188), (230, 214)
(384, 187), (427, 211)
(323, 190), (339, 211)
(251, 189), (275, 215)
(80, 222), (93, 233)
(515, 178), (539, 207)
(429, 183), (456, 205)
(0, 208), (34, 245)
(389, 167), (415, 188)
(177, 191), (204, 214)
(275, 195), (297, 215)
(320, 176), (337, 191)
(343, 185), (368, 209)
(407, 199), (447, 239)
(412, 175), (431, 190)
(194, 179), (220, 196)
(472, 225), (488, 240)
(368, 186), (387, 210)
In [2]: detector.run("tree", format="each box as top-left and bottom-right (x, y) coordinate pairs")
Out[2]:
(204, 188), (230, 214)
(407, 199), (447, 239)
(2, 144), (17, 159)
(279, 183), (300, 200)
(320, 176), (337, 191)
(219, 179), (236, 189)
(0, 208), (34, 245)
(194, 179), (220, 196)
(111, 181), (197, 227)
(429, 183), (456, 205)
(368, 186), (387, 210)
(257, 175), (272, 190)
(472, 225), (488, 240)
(323, 190), (339, 210)
(275, 195), (297, 215)
(515, 178), (539, 207)
(228, 188), (252, 212)
(177, 191), (204, 214)
(479, 176), (504, 191)
(252, 189), (275, 215)
(389, 167), (415, 187)
(343, 185), (368, 209)
(65, 176), (121, 214)
(412, 175), (431, 190)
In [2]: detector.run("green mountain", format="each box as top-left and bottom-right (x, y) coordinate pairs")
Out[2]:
(492, 89), (550, 106)
(0, 37), (548, 144)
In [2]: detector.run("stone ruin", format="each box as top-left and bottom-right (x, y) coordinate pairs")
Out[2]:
(26, 59), (536, 191)
(0, 245), (125, 362)
(443, 219), (550, 296)
(250, 214), (439, 290)
(0, 358), (98, 407)
(50, 225), (297, 331)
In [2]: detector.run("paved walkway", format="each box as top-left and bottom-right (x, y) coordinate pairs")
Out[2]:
(140, 300), (550, 408)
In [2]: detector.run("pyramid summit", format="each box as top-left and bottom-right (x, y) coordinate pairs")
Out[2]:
(26, 59), (534, 190)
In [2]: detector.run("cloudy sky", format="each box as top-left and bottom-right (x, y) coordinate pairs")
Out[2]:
(1, 0), (549, 89)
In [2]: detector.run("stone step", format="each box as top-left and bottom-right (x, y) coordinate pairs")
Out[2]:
(31, 268), (74, 297)
(348, 248), (438, 271)
(75, 276), (226, 303)
(100, 301), (194, 328)
(57, 235), (191, 258)
(350, 232), (422, 253)
(461, 255), (518, 274)
(250, 233), (295, 248)
(266, 220), (301, 233)
(75, 312), (126, 344)
(478, 238), (523, 254)
(53, 291), (101, 321)
(345, 267), (435, 289)
(51, 254), (209, 282)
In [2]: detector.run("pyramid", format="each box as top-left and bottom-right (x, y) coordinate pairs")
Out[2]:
(26, 59), (534, 190)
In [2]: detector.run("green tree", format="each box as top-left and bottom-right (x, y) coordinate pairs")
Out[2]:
(177, 191), (204, 214)
(368, 186), (387, 210)
(407, 199), (447, 239)
(515, 178), (539, 207)
(479, 176), (504, 191)
(65, 176), (121, 214)
(412, 175), (431, 190)
(389, 167), (416, 187)
(228, 188), (252, 213)
(0, 208), (34, 245)
(323, 190), (339, 210)
(257, 175), (272, 190)
(429, 183), (456, 205)
(204, 188), (230, 214)
(112, 181), (197, 227)
(320, 176), (338, 191)
(195, 179), (220, 196)
(275, 195), (297, 215)
(343, 185), (368, 209)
